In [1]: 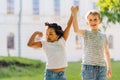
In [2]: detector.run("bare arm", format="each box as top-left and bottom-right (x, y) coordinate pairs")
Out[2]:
(71, 6), (84, 36)
(104, 43), (112, 78)
(27, 31), (43, 48)
(63, 14), (73, 41)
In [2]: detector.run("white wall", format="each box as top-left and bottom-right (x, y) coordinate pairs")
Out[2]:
(105, 23), (120, 60)
(0, 0), (120, 61)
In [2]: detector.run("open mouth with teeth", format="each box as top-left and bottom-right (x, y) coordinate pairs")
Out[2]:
(91, 24), (97, 26)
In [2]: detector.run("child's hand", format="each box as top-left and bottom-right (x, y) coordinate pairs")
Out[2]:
(107, 69), (112, 78)
(75, 6), (79, 11)
(34, 31), (43, 37)
(71, 6), (79, 16)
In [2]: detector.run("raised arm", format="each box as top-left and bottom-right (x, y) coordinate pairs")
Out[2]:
(63, 14), (73, 41)
(27, 31), (43, 48)
(71, 6), (84, 36)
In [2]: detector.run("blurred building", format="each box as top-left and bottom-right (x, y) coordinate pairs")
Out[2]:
(0, 0), (120, 61)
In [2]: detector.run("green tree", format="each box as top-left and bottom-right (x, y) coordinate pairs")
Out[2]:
(97, 0), (120, 24)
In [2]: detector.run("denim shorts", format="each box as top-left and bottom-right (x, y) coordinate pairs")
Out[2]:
(44, 69), (66, 80)
(81, 65), (107, 80)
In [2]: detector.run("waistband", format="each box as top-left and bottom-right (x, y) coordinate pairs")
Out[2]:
(46, 69), (65, 74)
(82, 64), (106, 70)
(45, 69), (66, 79)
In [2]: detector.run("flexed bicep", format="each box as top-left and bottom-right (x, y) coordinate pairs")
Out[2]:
(27, 31), (43, 48)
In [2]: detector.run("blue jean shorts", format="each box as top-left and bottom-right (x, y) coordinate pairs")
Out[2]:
(44, 69), (66, 80)
(81, 65), (107, 80)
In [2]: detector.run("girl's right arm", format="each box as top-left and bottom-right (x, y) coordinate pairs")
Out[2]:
(71, 6), (84, 36)
(27, 31), (43, 48)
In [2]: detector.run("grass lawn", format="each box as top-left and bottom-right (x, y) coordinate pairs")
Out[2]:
(66, 62), (81, 80)
(67, 61), (120, 80)
(1, 75), (43, 80)
(1, 61), (120, 80)
(109, 61), (120, 80)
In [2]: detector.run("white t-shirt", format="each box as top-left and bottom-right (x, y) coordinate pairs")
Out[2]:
(41, 37), (67, 69)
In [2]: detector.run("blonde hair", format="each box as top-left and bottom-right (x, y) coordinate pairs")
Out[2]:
(85, 10), (101, 21)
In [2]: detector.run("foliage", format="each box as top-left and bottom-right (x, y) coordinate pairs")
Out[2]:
(97, 0), (120, 24)
(0, 56), (42, 67)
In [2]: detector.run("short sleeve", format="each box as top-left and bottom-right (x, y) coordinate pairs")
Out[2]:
(83, 30), (89, 38)
(104, 34), (108, 45)
(58, 37), (66, 46)
(41, 39), (46, 49)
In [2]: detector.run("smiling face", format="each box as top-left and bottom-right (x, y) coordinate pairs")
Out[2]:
(86, 11), (101, 31)
(87, 14), (101, 31)
(46, 28), (59, 42)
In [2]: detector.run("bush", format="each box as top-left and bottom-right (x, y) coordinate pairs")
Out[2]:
(0, 56), (44, 78)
